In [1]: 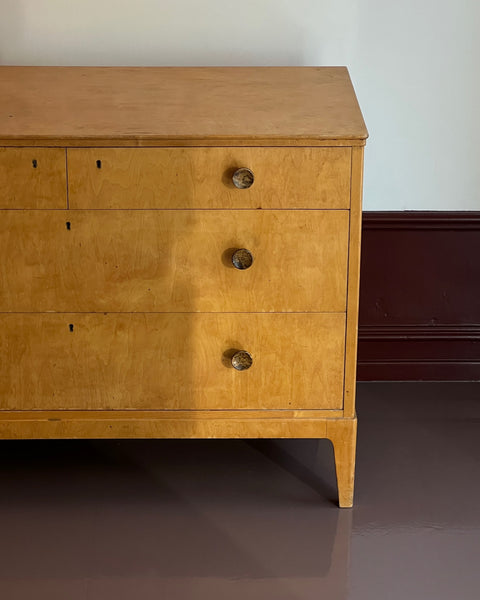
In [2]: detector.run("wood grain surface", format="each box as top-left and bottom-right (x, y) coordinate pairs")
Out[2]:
(0, 209), (349, 312)
(0, 412), (352, 441)
(0, 148), (67, 208)
(67, 147), (351, 209)
(327, 417), (357, 508)
(343, 147), (364, 417)
(0, 67), (368, 146)
(0, 313), (346, 411)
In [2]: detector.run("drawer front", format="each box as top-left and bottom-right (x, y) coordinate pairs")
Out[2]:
(67, 147), (351, 209)
(0, 148), (67, 208)
(0, 313), (345, 411)
(0, 210), (349, 312)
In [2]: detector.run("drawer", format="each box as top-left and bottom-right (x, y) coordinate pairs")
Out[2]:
(67, 147), (351, 209)
(0, 313), (346, 411)
(0, 209), (349, 312)
(0, 148), (67, 208)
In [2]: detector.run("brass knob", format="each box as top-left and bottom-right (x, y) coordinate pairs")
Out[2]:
(231, 351), (253, 371)
(232, 167), (254, 189)
(232, 248), (253, 270)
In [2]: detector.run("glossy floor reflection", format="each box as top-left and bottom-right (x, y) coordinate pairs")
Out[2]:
(0, 382), (479, 599)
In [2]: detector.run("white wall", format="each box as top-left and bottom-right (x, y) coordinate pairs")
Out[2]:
(1, 0), (479, 210)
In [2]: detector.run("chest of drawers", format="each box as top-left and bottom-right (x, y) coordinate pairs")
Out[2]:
(0, 66), (367, 507)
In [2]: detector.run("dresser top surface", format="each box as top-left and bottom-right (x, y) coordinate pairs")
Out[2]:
(0, 66), (367, 146)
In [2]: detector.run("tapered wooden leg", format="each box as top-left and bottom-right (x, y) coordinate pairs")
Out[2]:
(327, 417), (357, 508)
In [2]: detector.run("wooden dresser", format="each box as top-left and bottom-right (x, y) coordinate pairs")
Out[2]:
(0, 66), (367, 507)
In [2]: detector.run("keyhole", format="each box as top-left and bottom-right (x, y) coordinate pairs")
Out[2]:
(69, 324), (74, 332)
(66, 221), (71, 230)
(96, 160), (102, 169)
(32, 159), (38, 168)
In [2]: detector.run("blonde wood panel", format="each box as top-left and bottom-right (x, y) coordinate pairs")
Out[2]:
(0, 313), (346, 411)
(0, 410), (345, 421)
(343, 147), (364, 417)
(0, 67), (368, 145)
(0, 412), (331, 440)
(67, 147), (351, 209)
(0, 210), (349, 313)
(0, 138), (365, 148)
(0, 148), (67, 208)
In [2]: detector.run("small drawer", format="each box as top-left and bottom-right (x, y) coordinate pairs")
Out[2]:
(0, 148), (67, 208)
(0, 313), (346, 411)
(67, 147), (351, 209)
(0, 209), (348, 312)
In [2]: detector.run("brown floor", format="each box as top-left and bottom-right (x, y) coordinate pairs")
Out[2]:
(0, 382), (479, 599)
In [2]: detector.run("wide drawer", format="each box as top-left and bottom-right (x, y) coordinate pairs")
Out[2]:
(0, 148), (67, 208)
(67, 147), (351, 209)
(0, 313), (346, 411)
(0, 210), (349, 312)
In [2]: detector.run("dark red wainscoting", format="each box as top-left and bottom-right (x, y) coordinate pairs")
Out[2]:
(357, 212), (480, 381)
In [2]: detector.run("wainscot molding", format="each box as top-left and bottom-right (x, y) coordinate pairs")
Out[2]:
(358, 211), (480, 381)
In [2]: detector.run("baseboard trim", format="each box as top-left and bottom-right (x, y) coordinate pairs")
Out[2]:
(359, 324), (480, 341)
(357, 361), (480, 381)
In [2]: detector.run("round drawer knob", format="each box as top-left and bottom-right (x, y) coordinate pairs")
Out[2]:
(231, 350), (253, 371)
(232, 248), (254, 270)
(232, 167), (254, 189)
